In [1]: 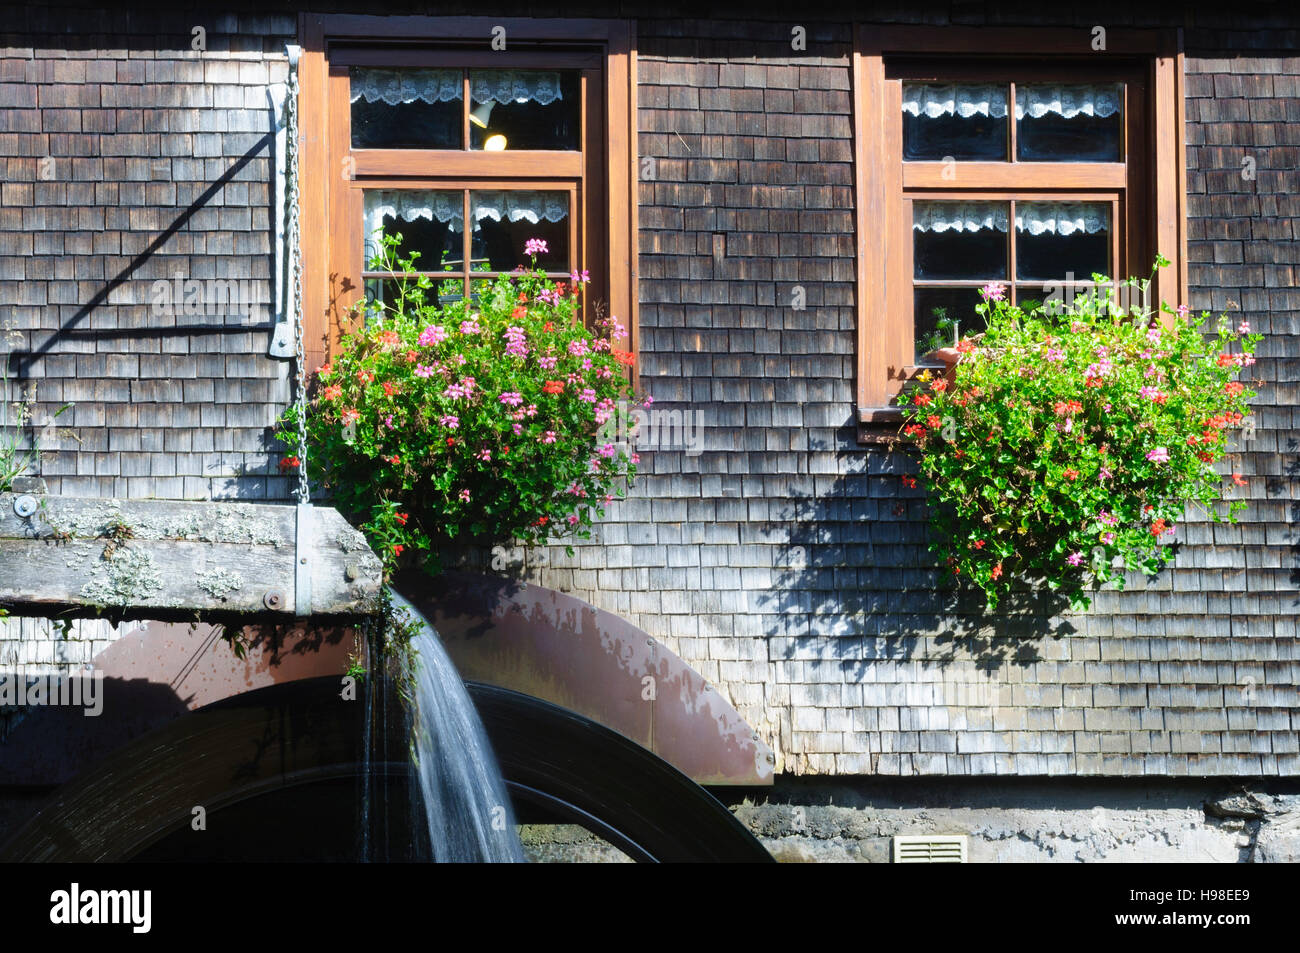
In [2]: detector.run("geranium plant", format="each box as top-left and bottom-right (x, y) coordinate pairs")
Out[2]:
(280, 233), (643, 571)
(899, 261), (1261, 610)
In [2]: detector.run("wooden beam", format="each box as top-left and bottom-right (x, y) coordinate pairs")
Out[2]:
(0, 495), (382, 622)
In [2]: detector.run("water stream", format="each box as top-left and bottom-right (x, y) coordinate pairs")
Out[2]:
(387, 589), (525, 863)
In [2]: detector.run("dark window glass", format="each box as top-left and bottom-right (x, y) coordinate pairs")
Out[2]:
(902, 83), (1007, 160)
(470, 191), (569, 272)
(350, 69), (463, 150)
(1015, 202), (1110, 281)
(365, 276), (464, 312)
(1015, 84), (1123, 161)
(363, 191), (463, 271)
(469, 70), (580, 151)
(914, 287), (985, 362)
(913, 201), (1008, 281)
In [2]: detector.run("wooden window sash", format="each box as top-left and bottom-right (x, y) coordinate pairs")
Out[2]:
(852, 25), (1186, 435)
(298, 14), (637, 376)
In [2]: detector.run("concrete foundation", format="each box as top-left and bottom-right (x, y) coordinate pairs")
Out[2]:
(716, 778), (1300, 863)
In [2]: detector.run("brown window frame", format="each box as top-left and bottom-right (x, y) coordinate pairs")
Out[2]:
(297, 15), (638, 375)
(852, 26), (1188, 438)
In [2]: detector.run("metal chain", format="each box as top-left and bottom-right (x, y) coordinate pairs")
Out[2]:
(286, 57), (309, 505)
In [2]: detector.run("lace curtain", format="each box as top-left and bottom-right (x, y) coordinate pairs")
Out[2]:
(1014, 201), (1110, 235)
(913, 201), (1010, 233)
(1016, 84), (1123, 120)
(470, 70), (564, 106)
(914, 201), (1109, 235)
(350, 68), (462, 105)
(903, 83), (1122, 120)
(349, 68), (565, 106)
(364, 190), (569, 241)
(903, 84), (1008, 119)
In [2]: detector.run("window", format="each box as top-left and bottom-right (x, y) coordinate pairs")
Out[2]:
(852, 27), (1188, 431)
(297, 15), (637, 374)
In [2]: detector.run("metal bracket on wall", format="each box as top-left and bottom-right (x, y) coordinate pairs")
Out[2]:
(294, 501), (313, 617)
(267, 43), (303, 360)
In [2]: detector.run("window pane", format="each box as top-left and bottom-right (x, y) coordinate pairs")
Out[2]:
(902, 83), (1008, 160)
(1015, 83), (1123, 161)
(469, 70), (580, 151)
(1016, 286), (1073, 317)
(350, 68), (462, 149)
(1015, 201), (1110, 281)
(365, 276), (464, 312)
(913, 201), (1008, 280)
(470, 191), (570, 271)
(914, 287), (984, 362)
(363, 190), (463, 271)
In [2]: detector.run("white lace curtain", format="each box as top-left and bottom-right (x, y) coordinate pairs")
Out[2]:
(1016, 84), (1122, 120)
(471, 70), (564, 106)
(903, 84), (1008, 119)
(350, 68), (564, 106)
(351, 68), (461, 105)
(364, 190), (569, 241)
(913, 201), (1009, 233)
(1015, 201), (1110, 235)
(903, 83), (1122, 120)
(914, 201), (1109, 235)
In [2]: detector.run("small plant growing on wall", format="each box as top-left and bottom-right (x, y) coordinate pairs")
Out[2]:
(279, 234), (644, 572)
(898, 260), (1261, 610)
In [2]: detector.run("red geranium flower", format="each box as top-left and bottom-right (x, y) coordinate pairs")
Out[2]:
(395, 512), (409, 525)
(322, 384), (342, 401)
(902, 475), (917, 489)
(613, 350), (636, 366)
(543, 380), (565, 395)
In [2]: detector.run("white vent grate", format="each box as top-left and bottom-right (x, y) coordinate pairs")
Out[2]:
(892, 834), (969, 863)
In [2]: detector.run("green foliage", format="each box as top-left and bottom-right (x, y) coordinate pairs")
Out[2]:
(1, 368), (68, 494)
(279, 233), (644, 572)
(898, 265), (1260, 610)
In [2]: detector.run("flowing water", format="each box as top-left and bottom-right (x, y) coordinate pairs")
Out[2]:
(387, 589), (525, 863)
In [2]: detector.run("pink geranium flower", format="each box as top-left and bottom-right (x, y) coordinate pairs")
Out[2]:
(418, 325), (447, 347)
(1146, 447), (1170, 463)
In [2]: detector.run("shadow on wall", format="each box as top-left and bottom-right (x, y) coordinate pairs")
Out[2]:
(2, 112), (291, 500)
(756, 462), (1077, 674)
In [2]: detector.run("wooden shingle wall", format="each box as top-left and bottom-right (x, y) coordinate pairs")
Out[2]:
(0, 4), (1297, 777)
(515, 13), (1300, 777)
(0, 9), (295, 500)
